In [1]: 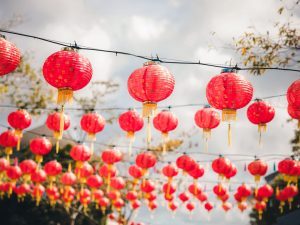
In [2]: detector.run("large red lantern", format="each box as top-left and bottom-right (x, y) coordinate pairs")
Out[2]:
(119, 109), (144, 155)
(288, 104), (300, 128)
(30, 137), (52, 163)
(0, 129), (18, 160)
(127, 62), (175, 117)
(0, 36), (21, 76)
(287, 80), (300, 108)
(80, 112), (105, 153)
(46, 111), (70, 153)
(247, 100), (275, 144)
(43, 48), (92, 105)
(8, 109), (32, 151)
(248, 159), (268, 184)
(153, 110), (178, 153)
(206, 69), (253, 145)
(194, 106), (220, 151)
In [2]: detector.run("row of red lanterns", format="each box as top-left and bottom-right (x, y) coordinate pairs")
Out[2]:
(1, 37), (299, 150)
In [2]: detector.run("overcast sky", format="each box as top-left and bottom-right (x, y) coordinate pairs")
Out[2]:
(1, 0), (300, 224)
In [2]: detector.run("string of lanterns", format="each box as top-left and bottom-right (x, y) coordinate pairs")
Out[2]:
(0, 32), (299, 224)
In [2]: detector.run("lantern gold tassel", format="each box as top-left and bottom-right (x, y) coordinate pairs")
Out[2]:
(258, 124), (266, 146)
(162, 132), (169, 155)
(146, 116), (151, 148)
(166, 177), (172, 198)
(4, 147), (13, 161)
(127, 132), (135, 156)
(90, 142), (94, 155)
(203, 129), (211, 152)
(228, 123), (231, 147)
(298, 120), (300, 129)
(258, 210), (263, 220)
(15, 129), (23, 151)
(142, 101), (157, 118)
(57, 88), (73, 105)
(56, 140), (60, 154)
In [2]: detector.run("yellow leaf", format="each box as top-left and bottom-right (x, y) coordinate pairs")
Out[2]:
(241, 47), (247, 55)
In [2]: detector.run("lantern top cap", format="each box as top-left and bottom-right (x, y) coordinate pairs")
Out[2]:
(221, 68), (237, 73)
(143, 61), (158, 66)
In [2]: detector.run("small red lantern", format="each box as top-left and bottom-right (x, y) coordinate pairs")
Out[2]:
(19, 159), (37, 183)
(46, 111), (70, 153)
(237, 202), (248, 212)
(213, 184), (227, 198)
(6, 164), (22, 195)
(128, 164), (143, 190)
(255, 201), (266, 220)
(287, 79), (300, 108)
(61, 171), (77, 187)
(62, 186), (76, 210)
(204, 202), (214, 212)
(197, 192), (208, 203)
(127, 62), (175, 117)
(136, 152), (156, 175)
(30, 137), (52, 163)
(44, 160), (62, 187)
(0, 129), (18, 160)
(110, 177), (125, 190)
(162, 183), (176, 196)
(8, 109), (31, 151)
(247, 100), (275, 144)
(148, 200), (158, 211)
(188, 183), (202, 196)
(119, 109), (143, 155)
(212, 156), (232, 180)
(284, 185), (298, 209)
(0, 158), (9, 178)
(99, 197), (110, 213)
(168, 201), (178, 212)
(87, 175), (103, 190)
(222, 202), (232, 212)
(153, 110), (178, 153)
(99, 164), (117, 179)
(194, 106), (220, 150)
(140, 179), (156, 194)
(188, 164), (205, 181)
(288, 104), (300, 128)
(179, 192), (189, 203)
(126, 191), (138, 201)
(186, 202), (195, 212)
(257, 184), (273, 202)
(0, 36), (21, 76)
(31, 169), (47, 184)
(101, 149), (122, 165)
(80, 112), (105, 153)
(206, 69), (253, 145)
(70, 144), (91, 169)
(248, 159), (268, 184)
(237, 183), (252, 201)
(278, 158), (297, 184)
(176, 155), (197, 174)
(162, 164), (178, 197)
(32, 184), (45, 206)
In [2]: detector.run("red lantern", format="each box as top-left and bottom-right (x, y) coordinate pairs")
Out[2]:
(288, 104), (300, 128)
(206, 69), (253, 145)
(44, 160), (62, 187)
(46, 111), (70, 153)
(127, 62), (175, 117)
(283, 185), (298, 209)
(188, 164), (205, 180)
(178, 192), (189, 203)
(131, 199), (141, 210)
(70, 144), (91, 169)
(194, 106), (220, 148)
(247, 100), (275, 144)
(237, 202), (248, 212)
(257, 184), (273, 202)
(140, 180), (155, 194)
(219, 193), (230, 202)
(204, 202), (214, 212)
(128, 164), (143, 190)
(29, 137), (52, 163)
(163, 183), (176, 196)
(99, 164), (117, 179)
(8, 109), (31, 151)
(224, 163), (237, 180)
(237, 183), (252, 201)
(162, 164), (178, 198)
(188, 183), (202, 196)
(136, 152), (156, 174)
(87, 175), (103, 190)
(168, 201), (179, 212)
(176, 155), (197, 174)
(287, 79), (300, 108)
(197, 192), (208, 203)
(148, 200), (158, 211)
(80, 112), (105, 151)
(32, 184), (45, 206)
(0, 36), (21, 76)
(110, 177), (125, 190)
(20, 159), (37, 182)
(248, 159), (268, 184)
(62, 186), (76, 210)
(147, 192), (157, 201)
(213, 184), (227, 197)
(276, 189), (288, 213)
(99, 197), (110, 213)
(107, 190), (120, 201)
(119, 109), (143, 155)
(0, 158), (9, 178)
(126, 191), (138, 201)
(186, 202), (195, 212)
(6, 164), (22, 195)
(278, 158), (297, 184)
(212, 156), (232, 180)
(43, 48), (92, 105)
(61, 171), (77, 187)
(0, 129), (18, 160)
(153, 110), (178, 153)
(101, 149), (122, 165)
(255, 201), (266, 220)
(222, 202), (232, 212)
(31, 169), (47, 184)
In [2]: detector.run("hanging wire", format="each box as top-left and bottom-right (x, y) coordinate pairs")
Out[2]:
(1, 28), (300, 73)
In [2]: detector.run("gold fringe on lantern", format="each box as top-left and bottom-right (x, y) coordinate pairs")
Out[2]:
(142, 102), (157, 118)
(258, 124), (267, 146)
(57, 88), (73, 105)
(14, 129), (23, 151)
(162, 132), (169, 155)
(222, 109), (237, 122)
(35, 155), (43, 164)
(146, 116), (152, 148)
(258, 210), (263, 220)
(203, 128), (211, 152)
(4, 147), (13, 161)
(106, 164), (112, 193)
(298, 120), (300, 129)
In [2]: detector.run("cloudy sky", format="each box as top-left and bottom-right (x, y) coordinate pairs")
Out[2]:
(1, 0), (300, 224)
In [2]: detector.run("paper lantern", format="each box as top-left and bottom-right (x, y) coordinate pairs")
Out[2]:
(70, 144), (91, 169)
(248, 159), (268, 184)
(194, 106), (220, 150)
(153, 110), (178, 153)
(31, 169), (47, 184)
(140, 179), (155, 194)
(30, 137), (52, 163)
(283, 185), (298, 209)
(0, 129), (18, 160)
(237, 183), (252, 201)
(237, 202), (248, 212)
(32, 184), (45, 206)
(204, 202), (214, 212)
(110, 177), (125, 190)
(119, 109), (143, 155)
(179, 192), (189, 203)
(278, 158), (297, 184)
(46, 111), (70, 153)
(6, 165), (22, 196)
(44, 160), (62, 188)
(257, 184), (273, 202)
(255, 201), (266, 220)
(176, 155), (197, 174)
(247, 100), (275, 144)
(287, 79), (300, 108)
(19, 159), (37, 183)
(128, 164), (143, 190)
(288, 104), (300, 128)
(186, 202), (195, 212)
(212, 156), (232, 180)
(8, 109), (31, 151)
(0, 36), (21, 76)
(136, 152), (156, 174)
(222, 202), (232, 212)
(206, 69), (253, 145)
